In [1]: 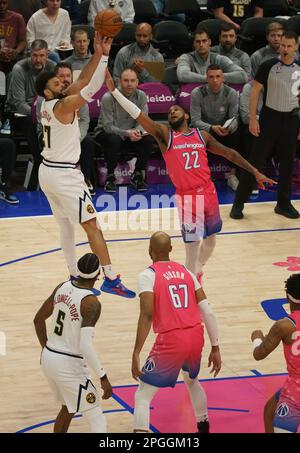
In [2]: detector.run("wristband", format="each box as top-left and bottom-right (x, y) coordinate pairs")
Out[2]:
(252, 338), (263, 350)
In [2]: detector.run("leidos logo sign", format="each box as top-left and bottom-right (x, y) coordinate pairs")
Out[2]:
(146, 94), (175, 103)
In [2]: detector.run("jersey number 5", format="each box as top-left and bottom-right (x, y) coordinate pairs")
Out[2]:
(54, 310), (66, 336)
(182, 151), (200, 170)
(169, 284), (189, 309)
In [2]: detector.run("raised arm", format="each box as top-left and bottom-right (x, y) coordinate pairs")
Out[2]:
(202, 130), (277, 189)
(105, 70), (170, 151)
(80, 296), (112, 400)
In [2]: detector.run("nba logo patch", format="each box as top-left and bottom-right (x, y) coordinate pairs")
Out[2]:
(276, 402), (289, 417)
(143, 358), (156, 373)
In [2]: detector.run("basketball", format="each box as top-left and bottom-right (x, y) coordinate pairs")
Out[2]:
(94, 9), (123, 38)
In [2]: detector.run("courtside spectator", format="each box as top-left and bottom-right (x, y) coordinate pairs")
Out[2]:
(88, 0), (135, 27)
(177, 29), (247, 84)
(27, 0), (71, 61)
(0, 0), (26, 74)
(8, 0), (41, 24)
(211, 23), (251, 80)
(113, 23), (164, 84)
(94, 68), (153, 192)
(63, 28), (92, 71)
(6, 39), (55, 189)
(208, 0), (263, 30)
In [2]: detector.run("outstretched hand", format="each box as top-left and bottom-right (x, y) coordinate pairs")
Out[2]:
(254, 170), (277, 190)
(93, 32), (113, 56)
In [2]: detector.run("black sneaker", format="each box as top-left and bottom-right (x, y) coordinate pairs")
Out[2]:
(0, 185), (19, 204)
(197, 420), (210, 434)
(131, 172), (147, 191)
(274, 204), (300, 219)
(230, 203), (244, 219)
(104, 178), (116, 193)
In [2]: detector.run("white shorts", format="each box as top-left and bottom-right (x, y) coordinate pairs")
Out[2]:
(39, 163), (97, 225)
(41, 346), (100, 414)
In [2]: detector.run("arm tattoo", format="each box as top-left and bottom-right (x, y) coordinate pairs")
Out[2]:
(81, 297), (101, 327)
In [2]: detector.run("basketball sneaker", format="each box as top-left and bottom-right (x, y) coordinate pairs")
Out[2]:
(197, 420), (210, 434)
(101, 275), (136, 298)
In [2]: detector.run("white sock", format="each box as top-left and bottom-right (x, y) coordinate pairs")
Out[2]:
(57, 217), (78, 276)
(197, 235), (216, 273)
(102, 265), (117, 280)
(184, 242), (201, 275)
(182, 371), (208, 422)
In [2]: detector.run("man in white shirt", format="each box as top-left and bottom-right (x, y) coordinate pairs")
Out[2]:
(27, 0), (71, 60)
(88, 0), (135, 27)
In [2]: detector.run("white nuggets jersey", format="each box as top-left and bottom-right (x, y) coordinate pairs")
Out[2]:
(47, 281), (95, 357)
(40, 99), (81, 164)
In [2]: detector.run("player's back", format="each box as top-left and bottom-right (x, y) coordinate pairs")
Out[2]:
(282, 311), (300, 405)
(47, 281), (95, 357)
(150, 261), (202, 334)
(163, 128), (212, 193)
(40, 99), (81, 165)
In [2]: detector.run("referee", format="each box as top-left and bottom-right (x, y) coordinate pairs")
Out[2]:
(230, 31), (300, 220)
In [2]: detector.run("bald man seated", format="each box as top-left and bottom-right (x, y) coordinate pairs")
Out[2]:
(113, 22), (164, 84)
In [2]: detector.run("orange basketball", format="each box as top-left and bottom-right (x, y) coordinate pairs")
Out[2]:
(94, 9), (123, 38)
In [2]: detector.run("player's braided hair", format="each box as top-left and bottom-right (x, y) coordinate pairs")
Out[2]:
(285, 274), (300, 300)
(78, 253), (100, 278)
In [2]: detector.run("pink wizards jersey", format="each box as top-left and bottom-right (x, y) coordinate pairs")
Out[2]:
(150, 261), (202, 334)
(163, 128), (211, 193)
(281, 312), (300, 406)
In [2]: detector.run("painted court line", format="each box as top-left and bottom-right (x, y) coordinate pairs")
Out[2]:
(1, 228), (299, 269)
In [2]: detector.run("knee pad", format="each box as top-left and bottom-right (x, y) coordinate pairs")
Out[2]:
(82, 406), (107, 433)
(134, 382), (158, 432)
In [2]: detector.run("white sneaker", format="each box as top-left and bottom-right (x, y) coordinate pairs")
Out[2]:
(227, 174), (239, 191)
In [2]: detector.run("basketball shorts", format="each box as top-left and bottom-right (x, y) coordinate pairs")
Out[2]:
(39, 163), (97, 225)
(41, 346), (100, 414)
(140, 324), (204, 388)
(175, 183), (223, 243)
(273, 380), (300, 433)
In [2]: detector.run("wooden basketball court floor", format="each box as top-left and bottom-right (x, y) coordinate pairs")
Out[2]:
(1, 200), (300, 433)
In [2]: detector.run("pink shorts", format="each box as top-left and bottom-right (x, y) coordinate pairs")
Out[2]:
(175, 182), (222, 243)
(140, 324), (204, 388)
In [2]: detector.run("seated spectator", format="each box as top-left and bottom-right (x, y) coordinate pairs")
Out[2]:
(8, 0), (41, 24)
(63, 28), (92, 71)
(6, 39), (55, 189)
(251, 22), (284, 78)
(150, 0), (185, 23)
(211, 22), (251, 80)
(94, 68), (154, 192)
(190, 64), (240, 190)
(0, 137), (19, 203)
(208, 0), (263, 30)
(113, 23), (164, 84)
(88, 0), (135, 27)
(27, 0), (71, 62)
(0, 0), (27, 74)
(61, 0), (82, 25)
(177, 29), (248, 84)
(54, 62), (96, 195)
